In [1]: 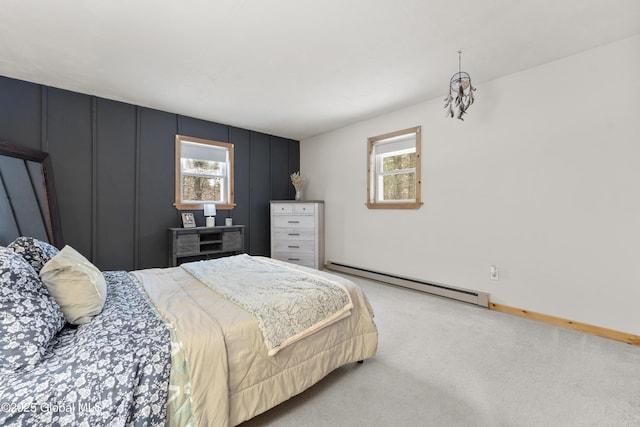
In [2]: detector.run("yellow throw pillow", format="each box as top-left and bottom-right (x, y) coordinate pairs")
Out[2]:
(39, 245), (107, 325)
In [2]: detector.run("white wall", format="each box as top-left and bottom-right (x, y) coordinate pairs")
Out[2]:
(301, 35), (640, 335)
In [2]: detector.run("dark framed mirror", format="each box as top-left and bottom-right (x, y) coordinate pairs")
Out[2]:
(0, 141), (63, 248)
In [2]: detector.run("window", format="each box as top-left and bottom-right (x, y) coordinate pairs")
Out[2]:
(367, 126), (422, 209)
(175, 135), (235, 210)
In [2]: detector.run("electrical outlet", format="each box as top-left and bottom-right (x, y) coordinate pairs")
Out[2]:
(490, 265), (499, 281)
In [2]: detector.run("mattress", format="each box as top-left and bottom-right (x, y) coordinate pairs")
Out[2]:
(133, 256), (378, 426)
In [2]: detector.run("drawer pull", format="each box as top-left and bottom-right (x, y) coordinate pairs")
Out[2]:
(288, 245), (300, 248)
(288, 233), (300, 236)
(288, 220), (300, 224)
(288, 258), (300, 261)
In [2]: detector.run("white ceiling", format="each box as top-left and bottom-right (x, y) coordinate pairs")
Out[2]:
(1, 0), (639, 140)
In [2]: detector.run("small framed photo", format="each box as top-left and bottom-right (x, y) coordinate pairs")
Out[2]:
(181, 212), (196, 228)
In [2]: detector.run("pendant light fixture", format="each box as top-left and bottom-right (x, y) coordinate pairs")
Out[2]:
(444, 50), (476, 120)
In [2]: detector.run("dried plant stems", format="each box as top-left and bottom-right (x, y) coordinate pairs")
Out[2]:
(290, 171), (304, 191)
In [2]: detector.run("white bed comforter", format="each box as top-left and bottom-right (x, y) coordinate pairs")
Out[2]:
(132, 256), (378, 427)
(182, 254), (353, 355)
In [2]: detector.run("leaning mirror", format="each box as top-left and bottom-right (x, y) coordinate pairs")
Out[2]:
(0, 141), (63, 247)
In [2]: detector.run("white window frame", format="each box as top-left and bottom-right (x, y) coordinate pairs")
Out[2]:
(367, 126), (422, 209)
(174, 135), (235, 210)
(376, 147), (416, 203)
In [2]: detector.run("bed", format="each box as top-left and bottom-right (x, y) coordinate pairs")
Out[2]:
(0, 142), (378, 426)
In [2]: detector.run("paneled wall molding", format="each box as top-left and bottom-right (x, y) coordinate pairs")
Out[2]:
(134, 106), (142, 269)
(40, 86), (48, 152)
(90, 96), (98, 264)
(0, 75), (299, 270)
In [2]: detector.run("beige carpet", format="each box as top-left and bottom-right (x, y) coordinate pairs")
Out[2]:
(241, 274), (640, 426)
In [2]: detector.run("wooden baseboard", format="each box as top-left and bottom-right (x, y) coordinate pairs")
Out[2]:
(490, 303), (640, 346)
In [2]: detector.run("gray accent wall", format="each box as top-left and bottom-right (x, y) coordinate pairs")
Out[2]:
(0, 75), (299, 270)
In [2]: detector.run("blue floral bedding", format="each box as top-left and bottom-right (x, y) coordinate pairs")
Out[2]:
(0, 271), (172, 426)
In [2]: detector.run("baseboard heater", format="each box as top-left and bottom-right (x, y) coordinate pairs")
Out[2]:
(326, 261), (489, 308)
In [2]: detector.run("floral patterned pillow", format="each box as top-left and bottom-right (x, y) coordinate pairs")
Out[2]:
(0, 246), (66, 374)
(7, 236), (60, 273)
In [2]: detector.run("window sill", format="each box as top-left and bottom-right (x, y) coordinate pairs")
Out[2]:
(366, 202), (423, 210)
(174, 203), (236, 211)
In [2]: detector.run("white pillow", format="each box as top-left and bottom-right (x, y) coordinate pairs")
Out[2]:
(39, 245), (107, 325)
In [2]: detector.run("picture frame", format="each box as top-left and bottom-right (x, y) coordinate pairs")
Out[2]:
(181, 212), (196, 228)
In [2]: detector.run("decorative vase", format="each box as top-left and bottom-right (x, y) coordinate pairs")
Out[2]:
(295, 190), (302, 201)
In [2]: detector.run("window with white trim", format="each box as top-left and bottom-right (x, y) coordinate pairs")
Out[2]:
(367, 126), (422, 209)
(175, 135), (235, 210)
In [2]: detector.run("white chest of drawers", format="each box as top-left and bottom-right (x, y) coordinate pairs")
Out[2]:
(270, 201), (324, 269)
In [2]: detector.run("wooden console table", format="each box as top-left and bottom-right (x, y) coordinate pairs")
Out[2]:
(169, 225), (245, 266)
